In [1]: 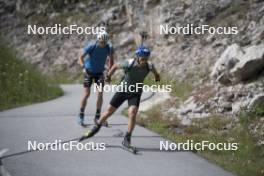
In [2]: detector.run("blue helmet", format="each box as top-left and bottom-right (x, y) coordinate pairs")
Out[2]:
(135, 46), (151, 58)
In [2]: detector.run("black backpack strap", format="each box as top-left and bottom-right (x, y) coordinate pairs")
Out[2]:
(146, 62), (150, 72)
(127, 58), (136, 72)
(146, 61), (154, 72)
(119, 58), (136, 83)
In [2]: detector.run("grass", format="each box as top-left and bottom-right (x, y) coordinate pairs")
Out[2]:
(134, 103), (264, 176)
(48, 69), (82, 84)
(144, 72), (193, 100)
(0, 42), (63, 110)
(121, 69), (264, 176)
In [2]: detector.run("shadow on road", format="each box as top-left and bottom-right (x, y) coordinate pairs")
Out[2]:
(106, 144), (188, 154)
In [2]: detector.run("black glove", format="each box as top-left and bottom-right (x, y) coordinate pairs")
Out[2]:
(105, 75), (111, 83)
(155, 74), (160, 82)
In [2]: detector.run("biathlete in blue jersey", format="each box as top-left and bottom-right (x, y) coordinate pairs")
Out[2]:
(78, 31), (114, 126)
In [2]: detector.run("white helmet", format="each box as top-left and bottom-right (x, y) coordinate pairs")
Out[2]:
(97, 31), (108, 42)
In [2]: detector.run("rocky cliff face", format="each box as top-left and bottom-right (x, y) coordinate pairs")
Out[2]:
(1, 0), (264, 124)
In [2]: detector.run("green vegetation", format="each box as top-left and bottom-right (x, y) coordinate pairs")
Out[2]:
(49, 68), (82, 84)
(144, 72), (193, 100)
(121, 69), (264, 176)
(0, 42), (63, 110)
(135, 104), (264, 176)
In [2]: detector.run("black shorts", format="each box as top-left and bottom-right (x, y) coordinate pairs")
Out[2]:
(83, 70), (104, 88)
(110, 92), (142, 108)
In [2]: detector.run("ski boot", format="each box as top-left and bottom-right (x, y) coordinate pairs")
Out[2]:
(78, 112), (85, 126)
(79, 124), (101, 142)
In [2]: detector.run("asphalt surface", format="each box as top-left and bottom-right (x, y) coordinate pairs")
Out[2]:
(0, 85), (234, 176)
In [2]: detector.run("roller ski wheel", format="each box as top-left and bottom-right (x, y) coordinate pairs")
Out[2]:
(122, 141), (137, 154)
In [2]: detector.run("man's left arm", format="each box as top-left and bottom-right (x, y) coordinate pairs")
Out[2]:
(107, 46), (114, 69)
(108, 54), (114, 69)
(150, 64), (160, 82)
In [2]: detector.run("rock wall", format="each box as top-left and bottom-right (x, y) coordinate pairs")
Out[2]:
(1, 0), (264, 123)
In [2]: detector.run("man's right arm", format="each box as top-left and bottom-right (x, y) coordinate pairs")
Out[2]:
(105, 63), (122, 82)
(150, 64), (160, 82)
(79, 53), (87, 68)
(79, 43), (92, 67)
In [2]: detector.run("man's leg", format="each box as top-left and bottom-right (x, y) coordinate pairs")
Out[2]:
(95, 89), (103, 120)
(79, 105), (116, 141)
(78, 72), (93, 125)
(98, 105), (116, 124)
(79, 92), (127, 141)
(81, 87), (91, 109)
(94, 75), (104, 121)
(78, 87), (90, 125)
(123, 93), (141, 146)
(127, 105), (138, 133)
(123, 105), (138, 146)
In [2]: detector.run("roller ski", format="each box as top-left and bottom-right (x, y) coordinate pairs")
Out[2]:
(79, 124), (101, 142)
(122, 142), (137, 154)
(121, 133), (137, 154)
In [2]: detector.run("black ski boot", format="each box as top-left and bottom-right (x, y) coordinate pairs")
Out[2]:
(122, 132), (137, 154)
(79, 124), (101, 142)
(94, 112), (108, 127)
(78, 112), (85, 126)
(122, 132), (131, 147)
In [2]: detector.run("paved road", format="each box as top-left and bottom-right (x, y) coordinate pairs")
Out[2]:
(0, 85), (234, 176)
